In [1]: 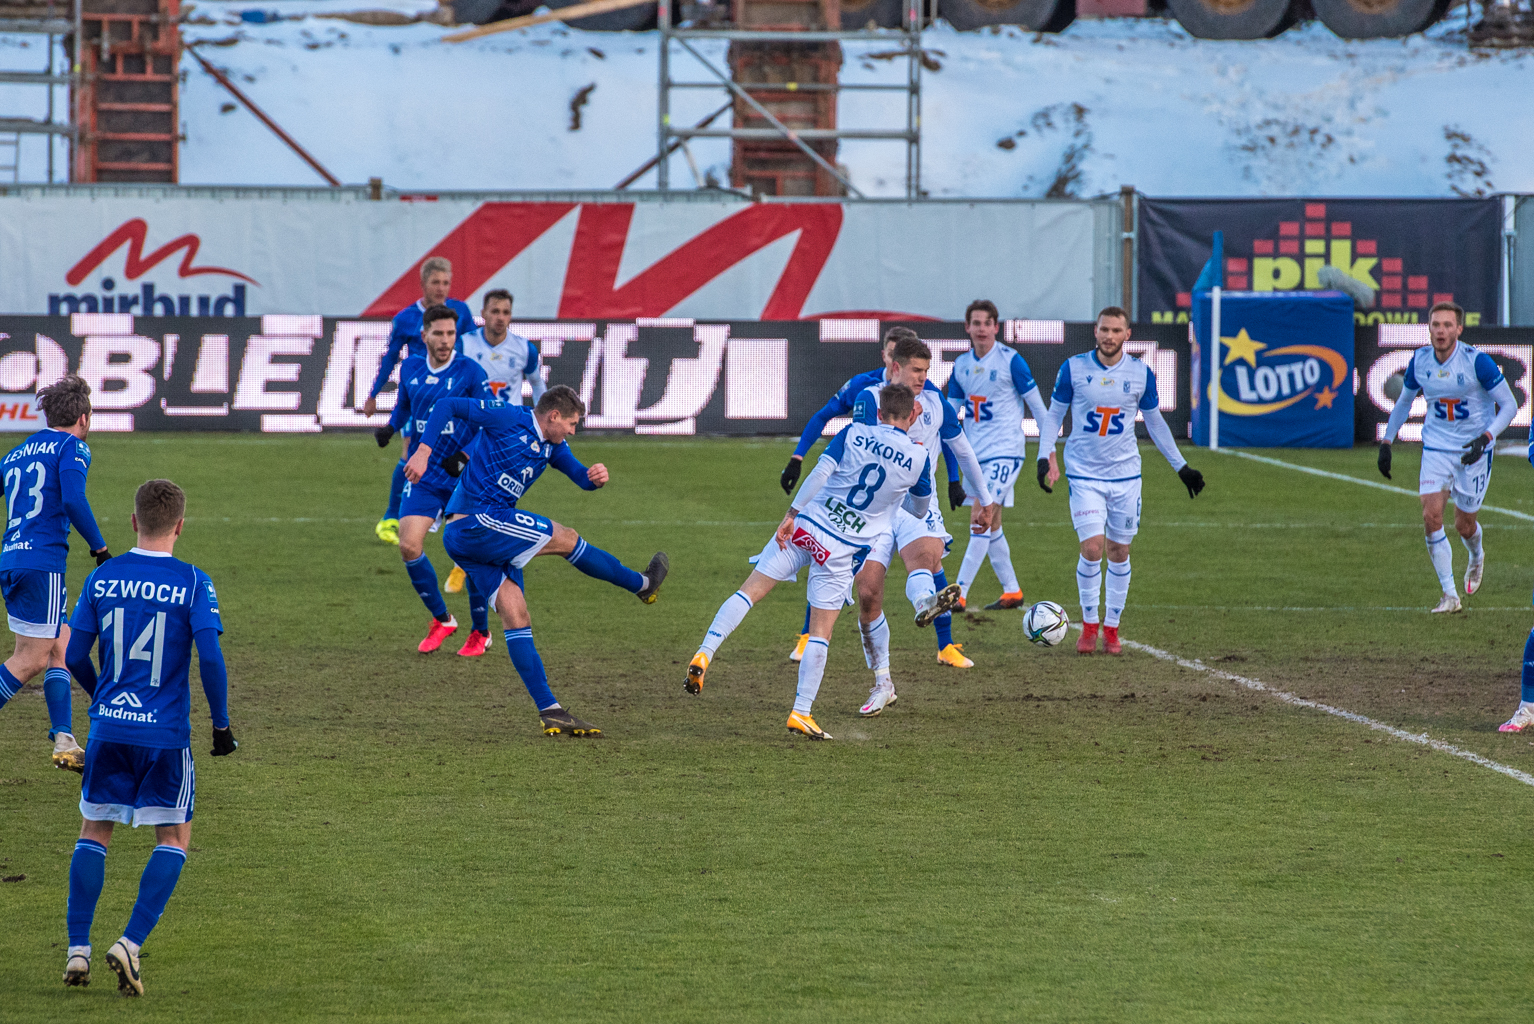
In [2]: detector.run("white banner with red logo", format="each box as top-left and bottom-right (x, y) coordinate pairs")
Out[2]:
(0, 195), (1105, 321)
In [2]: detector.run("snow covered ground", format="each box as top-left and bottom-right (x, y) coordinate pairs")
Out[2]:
(5, 3), (1534, 196)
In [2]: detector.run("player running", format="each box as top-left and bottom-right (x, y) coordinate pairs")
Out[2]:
(1034, 307), (1204, 655)
(1499, 436), (1534, 732)
(362, 256), (477, 547)
(0, 375), (111, 772)
(849, 332), (996, 710)
(688, 383), (932, 739)
(406, 385), (667, 739)
(1378, 301), (1517, 614)
(945, 299), (1052, 612)
(61, 479), (238, 996)
(373, 304), (497, 656)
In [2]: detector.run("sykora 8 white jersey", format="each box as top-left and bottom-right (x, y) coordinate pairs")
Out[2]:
(1401, 342), (1506, 452)
(794, 422), (933, 544)
(1050, 351), (1164, 481)
(461, 328), (546, 405)
(944, 344), (1043, 462)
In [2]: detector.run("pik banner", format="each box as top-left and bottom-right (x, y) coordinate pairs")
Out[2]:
(1138, 198), (1503, 327)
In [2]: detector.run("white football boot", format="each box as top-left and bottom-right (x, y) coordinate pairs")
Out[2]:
(63, 946), (90, 987)
(105, 939), (142, 996)
(1465, 558), (1485, 597)
(859, 682), (897, 717)
(1430, 592), (1463, 614)
(1499, 703), (1534, 733)
(914, 584), (963, 628)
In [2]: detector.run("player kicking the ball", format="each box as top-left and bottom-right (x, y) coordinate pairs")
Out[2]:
(406, 385), (667, 738)
(688, 383), (932, 738)
(1378, 301), (1517, 614)
(1034, 307), (1204, 655)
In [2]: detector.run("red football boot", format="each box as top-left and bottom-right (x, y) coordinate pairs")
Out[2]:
(457, 630), (491, 657)
(418, 616), (459, 653)
(1076, 621), (1099, 654)
(1102, 625), (1122, 655)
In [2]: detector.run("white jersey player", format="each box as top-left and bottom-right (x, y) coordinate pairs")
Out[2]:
(461, 289), (546, 406)
(685, 383), (932, 740)
(944, 300), (1053, 612)
(1379, 301), (1517, 613)
(1035, 307), (1204, 655)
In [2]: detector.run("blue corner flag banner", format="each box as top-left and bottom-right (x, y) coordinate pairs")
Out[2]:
(1191, 291), (1355, 448)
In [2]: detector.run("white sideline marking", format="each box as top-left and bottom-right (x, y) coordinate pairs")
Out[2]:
(1132, 604), (1532, 612)
(1217, 449), (1534, 523)
(1119, 632), (1534, 790)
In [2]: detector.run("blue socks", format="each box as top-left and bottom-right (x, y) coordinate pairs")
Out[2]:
(934, 570), (954, 650)
(384, 460), (406, 520)
(44, 667), (73, 738)
(507, 628), (557, 710)
(801, 603), (812, 635)
(466, 576), (489, 634)
(1522, 628), (1534, 703)
(124, 845), (186, 946)
(405, 554), (451, 621)
(565, 537), (643, 593)
(0, 664), (20, 711)
(67, 839), (108, 947)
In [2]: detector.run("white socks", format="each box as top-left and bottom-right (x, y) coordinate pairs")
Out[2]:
(905, 568), (936, 611)
(795, 637), (829, 713)
(859, 614), (891, 676)
(1462, 523), (1484, 563)
(1104, 558), (1131, 628)
(699, 590), (752, 658)
(1426, 528), (1456, 595)
(989, 529), (1020, 593)
(956, 529), (1022, 597)
(1077, 555), (1102, 624)
(956, 532), (990, 598)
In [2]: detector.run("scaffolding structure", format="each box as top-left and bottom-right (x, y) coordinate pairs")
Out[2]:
(0, 0), (76, 183)
(656, 0), (925, 198)
(72, 0), (181, 182)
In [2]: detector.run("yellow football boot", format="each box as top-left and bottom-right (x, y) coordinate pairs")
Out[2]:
(786, 710), (832, 740)
(374, 518), (400, 545)
(936, 643), (973, 668)
(686, 652), (709, 695)
(789, 633), (810, 662)
(445, 564), (466, 593)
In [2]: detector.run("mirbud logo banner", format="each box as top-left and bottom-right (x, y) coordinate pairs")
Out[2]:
(1190, 291), (1356, 449)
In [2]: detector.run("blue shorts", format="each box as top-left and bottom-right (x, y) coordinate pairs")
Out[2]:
(80, 740), (195, 827)
(443, 511), (555, 610)
(399, 479), (454, 520)
(0, 568), (67, 639)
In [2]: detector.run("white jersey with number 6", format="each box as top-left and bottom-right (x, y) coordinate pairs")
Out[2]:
(1050, 351), (1164, 482)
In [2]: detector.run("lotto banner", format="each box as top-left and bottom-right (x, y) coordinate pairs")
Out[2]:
(1190, 292), (1356, 448)
(0, 314), (1192, 437)
(1138, 197), (1503, 326)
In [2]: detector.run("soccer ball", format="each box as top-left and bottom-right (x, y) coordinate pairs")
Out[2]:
(1383, 371), (1405, 402)
(1023, 601), (1070, 647)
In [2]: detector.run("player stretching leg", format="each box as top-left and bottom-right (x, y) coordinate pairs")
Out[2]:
(362, 256), (477, 546)
(1378, 301), (1516, 614)
(1035, 307), (1204, 655)
(407, 386), (667, 738)
(61, 479), (237, 995)
(0, 375), (111, 772)
(448, 289), (547, 595)
(690, 384), (931, 736)
(374, 305), (496, 654)
(946, 300), (1053, 612)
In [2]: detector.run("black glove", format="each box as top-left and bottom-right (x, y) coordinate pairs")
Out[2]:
(948, 480), (967, 511)
(91, 548), (111, 566)
(374, 426), (394, 448)
(210, 727), (238, 757)
(1178, 465), (1205, 498)
(1461, 432), (1491, 466)
(443, 450), (470, 478)
(1036, 459), (1052, 494)
(780, 457), (802, 495)
(1377, 442), (1392, 479)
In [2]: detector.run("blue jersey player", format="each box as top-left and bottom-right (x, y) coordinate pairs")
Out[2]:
(407, 385), (669, 739)
(372, 305), (497, 656)
(362, 256), (477, 548)
(0, 374), (111, 773)
(61, 479), (237, 996)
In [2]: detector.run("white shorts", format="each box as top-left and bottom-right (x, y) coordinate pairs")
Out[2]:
(867, 505), (952, 569)
(1419, 448), (1492, 513)
(753, 516), (873, 611)
(1067, 477), (1142, 544)
(961, 457), (1022, 509)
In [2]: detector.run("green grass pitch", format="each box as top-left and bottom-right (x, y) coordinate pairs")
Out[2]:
(1, 433), (1532, 1022)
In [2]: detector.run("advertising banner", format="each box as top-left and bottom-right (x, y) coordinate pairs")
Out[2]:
(0, 196), (1107, 322)
(0, 314), (1191, 439)
(1190, 291), (1355, 448)
(1138, 198), (1503, 327)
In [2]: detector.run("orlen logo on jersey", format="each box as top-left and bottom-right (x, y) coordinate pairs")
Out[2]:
(1214, 328), (1350, 417)
(48, 219), (258, 318)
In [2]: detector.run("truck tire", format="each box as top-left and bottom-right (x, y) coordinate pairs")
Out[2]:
(1165, 0), (1295, 38)
(550, 0), (658, 31)
(840, 0), (908, 28)
(1312, 0), (1444, 37)
(940, 0), (1074, 32)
